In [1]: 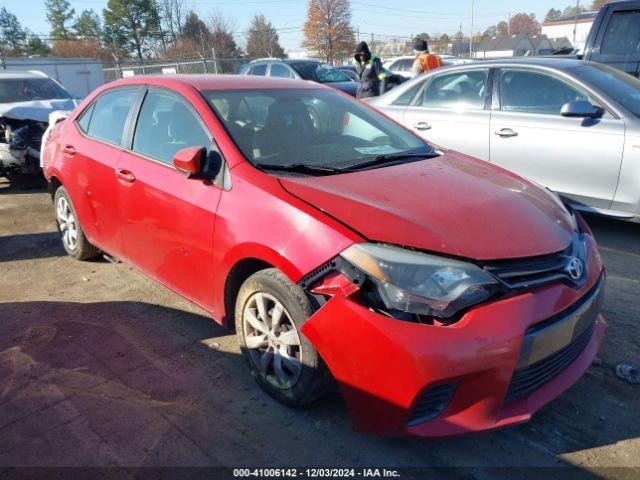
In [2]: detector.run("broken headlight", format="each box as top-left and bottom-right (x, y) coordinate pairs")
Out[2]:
(340, 243), (498, 318)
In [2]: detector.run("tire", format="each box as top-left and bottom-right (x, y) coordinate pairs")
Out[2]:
(235, 268), (331, 406)
(53, 186), (100, 260)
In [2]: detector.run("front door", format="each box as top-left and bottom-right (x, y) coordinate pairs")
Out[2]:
(116, 87), (222, 311)
(401, 68), (492, 160)
(489, 68), (624, 210)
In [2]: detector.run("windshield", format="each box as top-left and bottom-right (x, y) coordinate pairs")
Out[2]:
(290, 62), (351, 83)
(572, 63), (640, 117)
(0, 78), (72, 103)
(204, 88), (431, 172)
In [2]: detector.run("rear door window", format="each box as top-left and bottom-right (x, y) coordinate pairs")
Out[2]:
(83, 88), (137, 145)
(420, 69), (489, 109)
(249, 64), (267, 76)
(270, 63), (294, 78)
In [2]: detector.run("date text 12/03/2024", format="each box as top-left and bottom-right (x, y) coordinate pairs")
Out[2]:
(232, 469), (401, 478)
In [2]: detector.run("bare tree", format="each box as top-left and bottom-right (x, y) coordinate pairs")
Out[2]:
(158, 0), (186, 43)
(208, 9), (242, 58)
(303, 0), (355, 64)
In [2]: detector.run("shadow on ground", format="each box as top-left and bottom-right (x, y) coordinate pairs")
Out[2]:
(0, 300), (635, 478)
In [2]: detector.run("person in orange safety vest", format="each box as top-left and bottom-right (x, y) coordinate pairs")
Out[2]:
(411, 39), (443, 77)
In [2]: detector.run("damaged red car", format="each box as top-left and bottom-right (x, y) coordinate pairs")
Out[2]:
(42, 75), (606, 437)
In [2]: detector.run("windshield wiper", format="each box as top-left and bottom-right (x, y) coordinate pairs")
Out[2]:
(256, 163), (344, 176)
(343, 151), (442, 172)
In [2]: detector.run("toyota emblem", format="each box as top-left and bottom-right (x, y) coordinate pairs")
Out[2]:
(566, 257), (584, 280)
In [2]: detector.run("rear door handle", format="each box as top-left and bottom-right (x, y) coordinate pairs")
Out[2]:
(62, 144), (76, 156)
(413, 122), (432, 131)
(495, 128), (518, 137)
(115, 168), (136, 184)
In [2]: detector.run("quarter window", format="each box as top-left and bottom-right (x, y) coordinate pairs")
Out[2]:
(392, 80), (424, 106)
(420, 69), (489, 109)
(82, 88), (137, 144)
(499, 69), (588, 115)
(132, 89), (211, 165)
(601, 10), (640, 55)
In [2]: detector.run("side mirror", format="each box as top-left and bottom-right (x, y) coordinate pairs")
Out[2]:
(173, 146), (205, 175)
(173, 146), (223, 181)
(561, 100), (604, 119)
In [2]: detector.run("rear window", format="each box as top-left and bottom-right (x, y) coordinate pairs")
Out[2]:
(601, 10), (640, 55)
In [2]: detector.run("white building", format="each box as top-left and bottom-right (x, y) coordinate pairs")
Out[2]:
(474, 34), (535, 58)
(542, 12), (597, 53)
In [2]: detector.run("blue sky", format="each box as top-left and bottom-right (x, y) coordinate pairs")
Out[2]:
(5, 0), (584, 50)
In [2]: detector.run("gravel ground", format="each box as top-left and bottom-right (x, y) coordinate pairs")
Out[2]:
(0, 176), (638, 479)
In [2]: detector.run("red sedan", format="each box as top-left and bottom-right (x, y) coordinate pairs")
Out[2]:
(42, 75), (606, 437)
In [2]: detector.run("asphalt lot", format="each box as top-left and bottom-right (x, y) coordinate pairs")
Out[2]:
(0, 176), (638, 479)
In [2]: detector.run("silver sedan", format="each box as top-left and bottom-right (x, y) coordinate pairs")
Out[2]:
(367, 58), (640, 222)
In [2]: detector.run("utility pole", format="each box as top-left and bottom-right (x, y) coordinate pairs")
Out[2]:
(508, 12), (511, 35)
(573, 0), (580, 45)
(470, 0), (475, 58)
(357, 25), (360, 43)
(458, 23), (463, 58)
(199, 28), (207, 73)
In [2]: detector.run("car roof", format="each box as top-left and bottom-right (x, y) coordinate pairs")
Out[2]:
(458, 57), (586, 70)
(103, 74), (324, 92)
(0, 70), (50, 79)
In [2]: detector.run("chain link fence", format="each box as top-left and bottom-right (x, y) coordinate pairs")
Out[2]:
(103, 57), (246, 82)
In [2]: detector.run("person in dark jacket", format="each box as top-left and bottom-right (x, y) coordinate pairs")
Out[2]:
(354, 41), (388, 98)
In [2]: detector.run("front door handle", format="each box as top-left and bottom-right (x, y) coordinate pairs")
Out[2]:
(413, 122), (432, 131)
(62, 144), (76, 156)
(115, 168), (136, 184)
(495, 128), (518, 137)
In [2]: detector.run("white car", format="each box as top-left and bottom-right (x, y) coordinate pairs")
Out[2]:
(385, 55), (472, 79)
(0, 71), (77, 179)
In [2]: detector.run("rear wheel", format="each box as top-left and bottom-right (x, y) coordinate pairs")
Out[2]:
(235, 268), (330, 406)
(54, 186), (100, 260)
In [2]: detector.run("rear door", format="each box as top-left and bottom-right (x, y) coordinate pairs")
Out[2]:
(587, 7), (640, 76)
(400, 67), (492, 159)
(489, 67), (624, 209)
(116, 87), (223, 310)
(67, 86), (140, 258)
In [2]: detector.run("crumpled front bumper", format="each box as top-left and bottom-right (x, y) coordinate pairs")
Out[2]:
(301, 237), (606, 438)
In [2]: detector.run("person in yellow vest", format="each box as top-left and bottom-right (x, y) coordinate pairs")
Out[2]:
(355, 41), (388, 99)
(411, 39), (443, 77)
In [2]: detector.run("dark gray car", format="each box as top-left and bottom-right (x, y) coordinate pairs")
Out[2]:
(239, 59), (358, 97)
(367, 58), (640, 222)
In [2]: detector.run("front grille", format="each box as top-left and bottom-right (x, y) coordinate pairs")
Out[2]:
(407, 383), (456, 426)
(505, 322), (595, 403)
(483, 233), (586, 290)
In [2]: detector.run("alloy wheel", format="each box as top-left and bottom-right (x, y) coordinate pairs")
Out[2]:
(56, 196), (78, 251)
(243, 292), (303, 389)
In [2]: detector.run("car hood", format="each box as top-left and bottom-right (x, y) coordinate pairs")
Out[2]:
(279, 150), (575, 260)
(326, 81), (358, 97)
(0, 99), (78, 123)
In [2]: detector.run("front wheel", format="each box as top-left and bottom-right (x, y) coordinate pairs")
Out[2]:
(54, 186), (100, 260)
(235, 268), (331, 406)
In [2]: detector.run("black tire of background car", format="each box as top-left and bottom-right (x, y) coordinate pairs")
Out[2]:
(235, 268), (332, 406)
(53, 186), (101, 260)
